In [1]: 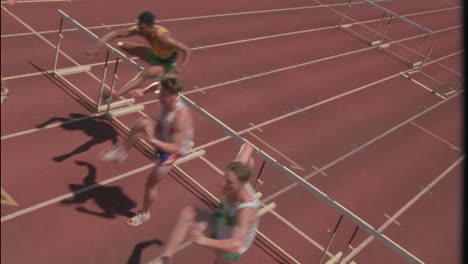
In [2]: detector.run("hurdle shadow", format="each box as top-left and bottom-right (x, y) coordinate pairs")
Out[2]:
(28, 61), (96, 113)
(127, 239), (164, 264)
(61, 160), (136, 219)
(36, 113), (118, 162)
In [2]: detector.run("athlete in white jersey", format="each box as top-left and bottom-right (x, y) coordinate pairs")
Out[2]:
(101, 76), (193, 226)
(157, 143), (260, 263)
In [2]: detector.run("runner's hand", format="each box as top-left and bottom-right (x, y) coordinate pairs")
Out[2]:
(189, 228), (208, 246)
(129, 89), (144, 97)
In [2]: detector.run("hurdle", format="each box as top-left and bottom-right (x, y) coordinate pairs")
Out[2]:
(178, 94), (425, 264)
(338, 0), (433, 70)
(54, 10), (145, 118)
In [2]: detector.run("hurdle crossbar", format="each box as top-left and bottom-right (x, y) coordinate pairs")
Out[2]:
(58, 10), (142, 73)
(363, 0), (432, 33)
(179, 97), (425, 264)
(339, 0), (433, 69)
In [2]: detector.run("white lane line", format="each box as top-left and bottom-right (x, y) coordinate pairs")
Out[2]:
(1, 163), (155, 222)
(342, 156), (464, 263)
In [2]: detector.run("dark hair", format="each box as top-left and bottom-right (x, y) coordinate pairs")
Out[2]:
(161, 76), (182, 94)
(226, 162), (251, 183)
(138, 11), (155, 26)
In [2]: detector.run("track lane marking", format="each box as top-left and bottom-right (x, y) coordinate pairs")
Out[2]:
(410, 121), (461, 151)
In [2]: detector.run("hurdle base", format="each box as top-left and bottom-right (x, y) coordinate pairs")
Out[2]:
(399, 72), (411, 79)
(412, 61), (422, 68)
(379, 43), (391, 49)
(371, 40), (382, 46)
(325, 251), (343, 264)
(55, 65), (91, 76)
(97, 98), (135, 112)
(103, 105), (145, 119)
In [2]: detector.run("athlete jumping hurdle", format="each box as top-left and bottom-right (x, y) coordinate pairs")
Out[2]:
(101, 76), (194, 226)
(156, 143), (261, 264)
(87, 11), (191, 101)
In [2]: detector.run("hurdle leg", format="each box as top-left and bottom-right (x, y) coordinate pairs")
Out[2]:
(319, 215), (344, 264)
(337, 226), (359, 263)
(339, 0), (353, 28)
(103, 57), (121, 116)
(414, 33), (430, 62)
(53, 18), (64, 75)
(370, 12), (387, 45)
(96, 51), (110, 109)
(254, 160), (266, 191)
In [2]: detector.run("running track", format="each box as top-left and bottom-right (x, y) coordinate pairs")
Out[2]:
(1, 0), (463, 263)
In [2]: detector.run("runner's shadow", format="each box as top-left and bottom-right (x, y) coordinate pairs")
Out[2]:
(127, 240), (164, 264)
(61, 160), (136, 219)
(36, 113), (118, 162)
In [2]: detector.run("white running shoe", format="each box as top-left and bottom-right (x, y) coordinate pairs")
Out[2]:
(126, 212), (150, 227)
(100, 145), (127, 163)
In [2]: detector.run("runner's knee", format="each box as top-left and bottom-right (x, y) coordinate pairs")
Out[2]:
(142, 66), (164, 79)
(179, 206), (196, 222)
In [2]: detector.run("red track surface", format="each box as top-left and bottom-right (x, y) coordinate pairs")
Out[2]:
(1, 0), (463, 264)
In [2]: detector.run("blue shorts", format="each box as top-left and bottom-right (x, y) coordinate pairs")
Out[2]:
(156, 150), (184, 166)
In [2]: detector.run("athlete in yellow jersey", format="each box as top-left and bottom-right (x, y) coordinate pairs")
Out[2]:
(87, 11), (191, 100)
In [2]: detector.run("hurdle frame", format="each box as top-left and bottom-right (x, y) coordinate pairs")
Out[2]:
(53, 10), (140, 113)
(338, 0), (433, 70)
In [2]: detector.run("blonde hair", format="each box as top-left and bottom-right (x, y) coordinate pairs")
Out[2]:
(226, 162), (251, 183)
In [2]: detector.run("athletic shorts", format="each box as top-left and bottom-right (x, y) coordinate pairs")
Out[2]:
(222, 253), (242, 261)
(146, 49), (177, 73)
(156, 150), (184, 166)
